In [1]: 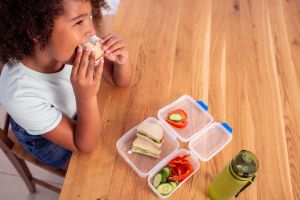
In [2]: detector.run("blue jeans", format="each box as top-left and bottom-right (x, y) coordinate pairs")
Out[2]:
(10, 119), (72, 169)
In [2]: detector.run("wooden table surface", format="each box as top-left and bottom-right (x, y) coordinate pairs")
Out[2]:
(60, 0), (300, 199)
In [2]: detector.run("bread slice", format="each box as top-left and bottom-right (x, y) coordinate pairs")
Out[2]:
(132, 137), (161, 158)
(85, 35), (104, 62)
(93, 41), (104, 61)
(136, 134), (164, 148)
(136, 123), (164, 148)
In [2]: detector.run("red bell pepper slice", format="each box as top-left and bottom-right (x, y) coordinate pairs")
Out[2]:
(182, 154), (191, 160)
(166, 154), (194, 182)
(171, 168), (178, 176)
(170, 160), (191, 165)
(167, 109), (188, 120)
(168, 171), (191, 182)
(165, 118), (187, 128)
(170, 156), (183, 163)
(167, 163), (177, 168)
(177, 166), (186, 176)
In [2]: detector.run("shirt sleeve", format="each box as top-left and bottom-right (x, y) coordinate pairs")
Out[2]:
(3, 99), (62, 135)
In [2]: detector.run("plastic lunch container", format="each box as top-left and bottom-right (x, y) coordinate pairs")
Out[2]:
(116, 95), (233, 199)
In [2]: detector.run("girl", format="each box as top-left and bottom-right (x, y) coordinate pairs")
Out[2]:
(0, 0), (132, 169)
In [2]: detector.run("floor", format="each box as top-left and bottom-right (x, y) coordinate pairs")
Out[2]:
(0, 149), (63, 200)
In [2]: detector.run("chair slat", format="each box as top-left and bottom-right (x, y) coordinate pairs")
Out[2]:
(0, 107), (65, 193)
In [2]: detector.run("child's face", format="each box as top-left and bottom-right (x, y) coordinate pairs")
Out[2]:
(44, 0), (95, 64)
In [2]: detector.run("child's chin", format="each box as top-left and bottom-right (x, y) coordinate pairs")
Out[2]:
(64, 53), (75, 65)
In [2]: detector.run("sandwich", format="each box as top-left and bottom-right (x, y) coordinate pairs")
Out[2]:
(132, 138), (161, 158)
(85, 35), (104, 64)
(136, 123), (164, 148)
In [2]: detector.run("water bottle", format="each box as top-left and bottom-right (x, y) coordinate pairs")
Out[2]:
(208, 150), (259, 200)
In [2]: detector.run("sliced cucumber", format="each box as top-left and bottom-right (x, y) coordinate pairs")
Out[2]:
(162, 167), (171, 178)
(169, 181), (178, 189)
(159, 170), (168, 183)
(168, 113), (183, 122)
(153, 173), (163, 188)
(156, 183), (174, 196)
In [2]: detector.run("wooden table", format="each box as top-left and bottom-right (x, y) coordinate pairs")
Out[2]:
(60, 0), (300, 199)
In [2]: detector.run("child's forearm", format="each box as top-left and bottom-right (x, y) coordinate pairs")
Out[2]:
(74, 97), (101, 153)
(113, 60), (132, 87)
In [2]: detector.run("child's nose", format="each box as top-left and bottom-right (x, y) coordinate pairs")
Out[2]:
(88, 26), (96, 36)
(88, 20), (96, 36)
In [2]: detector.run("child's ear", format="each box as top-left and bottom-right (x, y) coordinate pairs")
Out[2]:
(26, 29), (39, 43)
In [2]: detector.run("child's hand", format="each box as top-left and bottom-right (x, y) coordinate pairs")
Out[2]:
(101, 33), (129, 65)
(71, 45), (104, 102)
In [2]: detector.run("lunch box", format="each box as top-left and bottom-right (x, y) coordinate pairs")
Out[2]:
(116, 95), (233, 199)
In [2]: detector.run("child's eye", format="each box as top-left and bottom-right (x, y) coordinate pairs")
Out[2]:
(75, 20), (84, 25)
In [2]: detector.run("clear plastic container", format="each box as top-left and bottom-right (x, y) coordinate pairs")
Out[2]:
(116, 117), (180, 177)
(147, 149), (200, 199)
(116, 95), (233, 199)
(147, 123), (232, 199)
(157, 95), (214, 142)
(189, 122), (233, 162)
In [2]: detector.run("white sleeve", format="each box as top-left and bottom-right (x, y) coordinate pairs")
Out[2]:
(4, 99), (62, 135)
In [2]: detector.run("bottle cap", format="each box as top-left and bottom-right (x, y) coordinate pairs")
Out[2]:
(231, 150), (259, 178)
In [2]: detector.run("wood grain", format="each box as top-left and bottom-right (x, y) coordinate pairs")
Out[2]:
(60, 0), (299, 199)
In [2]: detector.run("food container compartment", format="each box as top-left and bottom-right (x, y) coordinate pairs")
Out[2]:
(116, 117), (180, 177)
(189, 122), (233, 162)
(147, 149), (200, 199)
(157, 95), (214, 142)
(147, 122), (232, 199)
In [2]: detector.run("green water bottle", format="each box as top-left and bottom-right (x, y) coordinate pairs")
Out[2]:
(208, 150), (259, 200)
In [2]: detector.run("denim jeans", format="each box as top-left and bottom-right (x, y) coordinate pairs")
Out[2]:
(10, 119), (72, 169)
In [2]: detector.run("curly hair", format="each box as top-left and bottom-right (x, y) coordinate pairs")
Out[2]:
(0, 0), (109, 65)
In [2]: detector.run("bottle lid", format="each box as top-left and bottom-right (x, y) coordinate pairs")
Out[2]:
(231, 150), (259, 178)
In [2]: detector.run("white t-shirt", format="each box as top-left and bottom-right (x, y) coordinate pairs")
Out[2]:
(0, 62), (76, 135)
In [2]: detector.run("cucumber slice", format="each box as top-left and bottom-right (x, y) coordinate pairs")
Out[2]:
(153, 173), (162, 188)
(168, 113), (183, 122)
(156, 183), (174, 196)
(162, 167), (171, 178)
(160, 170), (167, 183)
(169, 181), (178, 189)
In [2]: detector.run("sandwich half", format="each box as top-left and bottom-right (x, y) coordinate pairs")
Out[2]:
(85, 35), (104, 64)
(136, 123), (164, 148)
(132, 137), (161, 158)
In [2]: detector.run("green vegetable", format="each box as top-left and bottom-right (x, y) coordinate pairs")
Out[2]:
(153, 173), (163, 188)
(167, 113), (183, 122)
(169, 181), (178, 189)
(162, 167), (171, 178)
(159, 170), (168, 183)
(137, 132), (163, 143)
(156, 183), (174, 196)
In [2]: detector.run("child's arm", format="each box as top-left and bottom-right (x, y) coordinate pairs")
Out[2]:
(100, 33), (132, 87)
(43, 46), (103, 153)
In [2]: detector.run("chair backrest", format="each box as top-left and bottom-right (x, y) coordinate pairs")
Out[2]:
(0, 106), (14, 150)
(0, 64), (14, 149)
(0, 105), (65, 193)
(0, 63), (14, 149)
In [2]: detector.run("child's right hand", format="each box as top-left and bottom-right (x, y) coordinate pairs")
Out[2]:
(70, 45), (104, 103)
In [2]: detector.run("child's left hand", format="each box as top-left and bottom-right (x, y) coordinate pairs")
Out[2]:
(100, 33), (129, 65)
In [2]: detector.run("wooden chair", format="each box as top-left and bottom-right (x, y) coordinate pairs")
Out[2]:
(0, 107), (66, 193)
(0, 79), (66, 193)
